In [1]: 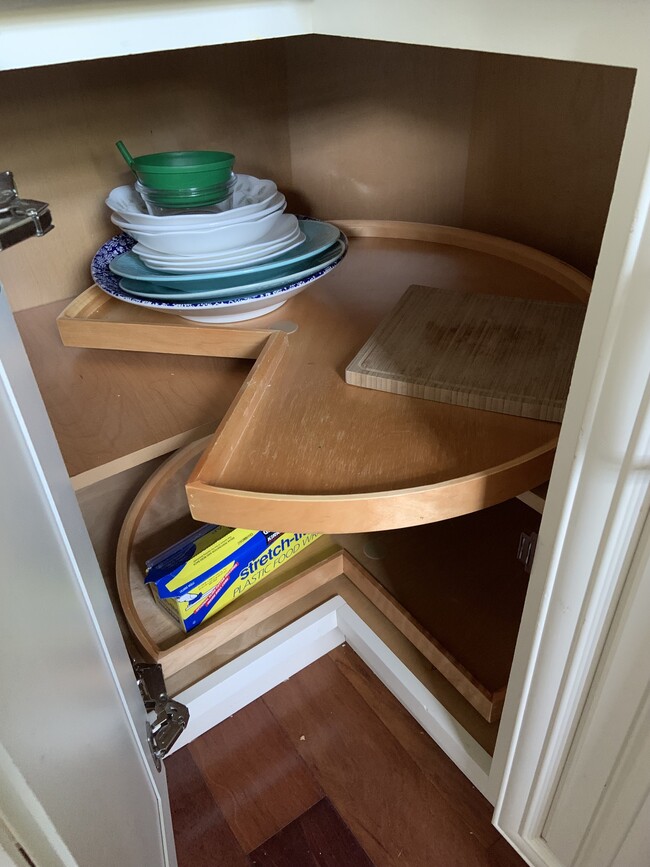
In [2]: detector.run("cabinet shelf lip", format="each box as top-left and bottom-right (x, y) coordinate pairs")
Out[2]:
(331, 219), (592, 302)
(186, 439), (557, 534)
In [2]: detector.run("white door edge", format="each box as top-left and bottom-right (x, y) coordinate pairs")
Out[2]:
(0, 287), (176, 866)
(0, 741), (75, 867)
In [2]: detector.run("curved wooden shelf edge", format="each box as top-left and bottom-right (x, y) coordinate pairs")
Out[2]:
(186, 438), (558, 535)
(115, 437), (210, 661)
(115, 435), (344, 672)
(331, 220), (592, 302)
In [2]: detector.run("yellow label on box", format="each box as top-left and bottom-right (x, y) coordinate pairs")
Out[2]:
(147, 528), (320, 632)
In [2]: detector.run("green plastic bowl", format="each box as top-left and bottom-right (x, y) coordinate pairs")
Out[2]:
(136, 176), (236, 209)
(123, 148), (235, 191)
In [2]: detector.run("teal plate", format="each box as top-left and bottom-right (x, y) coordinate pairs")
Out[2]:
(109, 218), (341, 288)
(119, 239), (346, 301)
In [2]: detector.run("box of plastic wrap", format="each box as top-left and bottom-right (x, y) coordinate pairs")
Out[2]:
(145, 524), (320, 632)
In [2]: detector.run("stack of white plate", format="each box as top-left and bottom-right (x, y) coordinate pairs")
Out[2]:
(95, 177), (347, 322)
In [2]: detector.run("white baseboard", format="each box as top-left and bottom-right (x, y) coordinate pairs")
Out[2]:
(337, 605), (492, 797)
(170, 598), (346, 752)
(169, 596), (493, 801)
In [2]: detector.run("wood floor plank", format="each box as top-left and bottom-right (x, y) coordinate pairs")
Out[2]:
(188, 698), (323, 853)
(486, 835), (529, 867)
(263, 655), (492, 867)
(250, 797), (374, 866)
(331, 644), (500, 848)
(164, 748), (249, 867)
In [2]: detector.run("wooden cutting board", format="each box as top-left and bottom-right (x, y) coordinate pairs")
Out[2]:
(346, 284), (586, 422)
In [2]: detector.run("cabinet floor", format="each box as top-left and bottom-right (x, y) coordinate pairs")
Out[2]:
(165, 645), (525, 867)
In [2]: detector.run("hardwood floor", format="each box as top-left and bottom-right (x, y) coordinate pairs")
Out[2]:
(165, 646), (527, 866)
(249, 799), (374, 866)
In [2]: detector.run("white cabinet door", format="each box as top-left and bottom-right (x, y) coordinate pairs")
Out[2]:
(541, 514), (650, 867)
(492, 77), (650, 865)
(0, 286), (176, 867)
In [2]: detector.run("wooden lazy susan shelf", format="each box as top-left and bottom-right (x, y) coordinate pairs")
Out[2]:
(58, 220), (590, 534)
(117, 438), (541, 727)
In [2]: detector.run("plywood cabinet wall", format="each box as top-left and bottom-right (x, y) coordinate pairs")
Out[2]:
(0, 35), (634, 311)
(287, 37), (634, 277)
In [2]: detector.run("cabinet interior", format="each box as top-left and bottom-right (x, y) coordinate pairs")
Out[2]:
(3, 35), (635, 751)
(1, 35), (634, 311)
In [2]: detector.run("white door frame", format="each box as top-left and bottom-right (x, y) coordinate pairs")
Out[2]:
(491, 58), (650, 865)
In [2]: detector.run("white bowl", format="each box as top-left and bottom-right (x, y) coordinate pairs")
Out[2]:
(105, 175), (279, 227)
(112, 211), (297, 256)
(134, 226), (305, 272)
(114, 195), (286, 234)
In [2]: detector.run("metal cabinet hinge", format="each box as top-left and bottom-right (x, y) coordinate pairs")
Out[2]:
(517, 531), (538, 574)
(0, 171), (53, 252)
(133, 662), (190, 771)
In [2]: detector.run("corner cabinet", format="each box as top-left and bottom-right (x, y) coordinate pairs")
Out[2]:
(2, 3), (650, 867)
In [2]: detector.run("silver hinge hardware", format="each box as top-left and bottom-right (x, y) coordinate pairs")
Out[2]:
(133, 662), (190, 771)
(0, 171), (53, 251)
(517, 531), (538, 574)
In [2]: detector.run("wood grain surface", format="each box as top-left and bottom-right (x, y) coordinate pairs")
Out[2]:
(462, 52), (634, 278)
(166, 649), (527, 865)
(187, 224), (586, 533)
(165, 748), (249, 867)
(263, 654), (491, 866)
(249, 798), (374, 866)
(286, 36), (631, 277)
(346, 284), (586, 422)
(188, 700), (322, 853)
(15, 299), (251, 482)
(286, 37), (477, 230)
(331, 644), (500, 849)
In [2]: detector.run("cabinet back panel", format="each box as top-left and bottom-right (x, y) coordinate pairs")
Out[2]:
(0, 40), (292, 311)
(286, 36), (633, 277)
(286, 36), (477, 228)
(463, 53), (635, 278)
(0, 35), (633, 311)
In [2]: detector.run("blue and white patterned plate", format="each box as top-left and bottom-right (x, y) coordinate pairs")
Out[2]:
(91, 233), (348, 323)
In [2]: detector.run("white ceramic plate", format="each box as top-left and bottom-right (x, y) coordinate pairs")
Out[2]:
(105, 175), (279, 227)
(109, 220), (341, 284)
(92, 233), (347, 323)
(111, 211), (296, 256)
(114, 194), (286, 234)
(134, 224), (304, 271)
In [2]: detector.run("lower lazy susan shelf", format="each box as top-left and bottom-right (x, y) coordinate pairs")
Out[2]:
(60, 221), (590, 534)
(117, 439), (540, 725)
